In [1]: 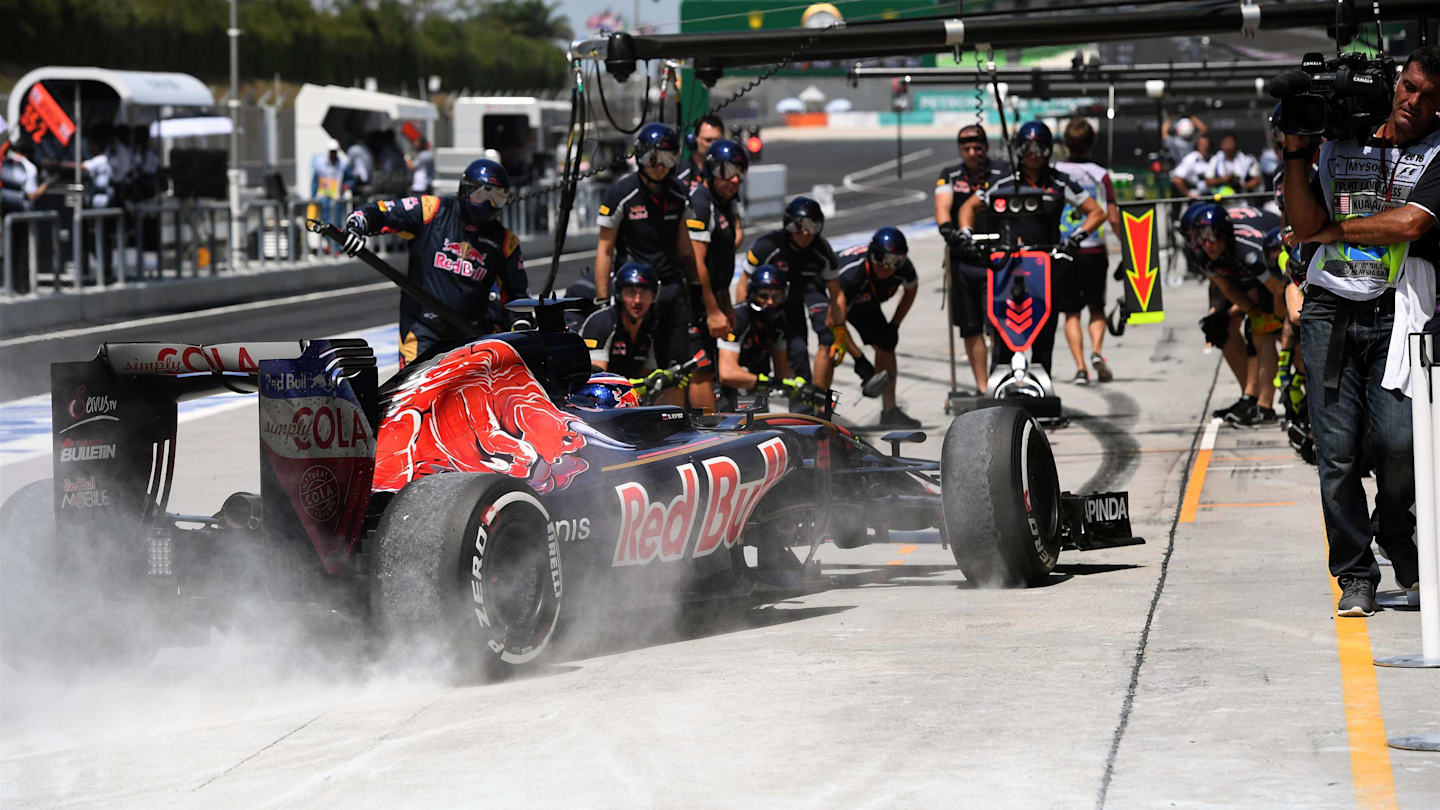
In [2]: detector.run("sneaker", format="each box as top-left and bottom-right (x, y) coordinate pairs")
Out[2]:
(1212, 396), (1255, 419)
(1091, 353), (1113, 382)
(880, 406), (922, 428)
(1229, 405), (1277, 428)
(1223, 399), (1257, 426)
(1336, 576), (1377, 617)
(1071, 369), (1090, 386)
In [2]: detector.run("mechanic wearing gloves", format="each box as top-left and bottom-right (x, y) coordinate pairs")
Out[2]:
(593, 122), (727, 411)
(936, 124), (1009, 394)
(1191, 203), (1287, 428)
(687, 138), (747, 366)
(580, 261), (662, 381)
(954, 121), (1106, 376)
(716, 264), (796, 412)
(735, 196), (844, 398)
(340, 158), (528, 366)
(832, 227), (920, 427)
(1283, 45), (1440, 617)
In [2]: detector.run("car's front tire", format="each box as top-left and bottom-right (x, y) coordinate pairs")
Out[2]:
(371, 473), (561, 677)
(940, 406), (1061, 587)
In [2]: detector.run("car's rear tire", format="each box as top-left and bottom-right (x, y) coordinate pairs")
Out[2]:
(940, 406), (1061, 587)
(371, 473), (561, 677)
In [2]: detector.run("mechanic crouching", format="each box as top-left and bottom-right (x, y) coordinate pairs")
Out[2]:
(1283, 46), (1440, 617)
(716, 265), (795, 412)
(832, 227), (921, 427)
(340, 158), (528, 366)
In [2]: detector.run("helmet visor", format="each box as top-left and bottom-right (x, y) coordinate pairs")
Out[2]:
(713, 161), (746, 181)
(875, 250), (907, 270)
(639, 148), (679, 169)
(1195, 223), (1228, 245)
(753, 286), (786, 308)
(1015, 139), (1051, 159)
(464, 182), (510, 209)
(787, 216), (823, 236)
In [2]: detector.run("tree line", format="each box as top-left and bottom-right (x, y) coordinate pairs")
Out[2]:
(6, 0), (571, 93)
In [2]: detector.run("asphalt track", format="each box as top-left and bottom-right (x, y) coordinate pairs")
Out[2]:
(2, 142), (1437, 807)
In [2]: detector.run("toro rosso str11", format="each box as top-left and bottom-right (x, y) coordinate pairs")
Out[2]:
(1, 312), (1139, 673)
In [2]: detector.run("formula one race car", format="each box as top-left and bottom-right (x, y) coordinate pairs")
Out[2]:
(0, 308), (1140, 675)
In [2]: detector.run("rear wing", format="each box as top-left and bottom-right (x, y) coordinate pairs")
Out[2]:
(52, 340), (378, 576)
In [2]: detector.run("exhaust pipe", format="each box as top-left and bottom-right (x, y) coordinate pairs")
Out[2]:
(222, 492), (264, 531)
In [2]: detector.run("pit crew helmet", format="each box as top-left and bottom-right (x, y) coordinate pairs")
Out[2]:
(613, 261), (659, 302)
(1013, 121), (1054, 160)
(747, 264), (788, 311)
(458, 159), (510, 223)
(1178, 201), (1209, 249)
(1263, 226), (1284, 253)
(458, 159), (511, 223)
(572, 372), (640, 409)
(868, 226), (909, 271)
(783, 196), (825, 236)
(1191, 203), (1233, 246)
(703, 139), (749, 180)
(634, 122), (681, 171)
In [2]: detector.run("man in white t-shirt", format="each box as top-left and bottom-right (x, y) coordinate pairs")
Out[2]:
(1170, 134), (1212, 198)
(1204, 132), (1261, 193)
(1055, 119), (1122, 385)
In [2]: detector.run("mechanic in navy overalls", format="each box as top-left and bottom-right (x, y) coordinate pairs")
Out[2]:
(687, 138), (748, 366)
(716, 265), (793, 412)
(734, 197), (843, 392)
(340, 158), (528, 367)
(579, 262), (661, 379)
(833, 227), (921, 428)
(953, 121), (1105, 375)
(593, 123), (729, 410)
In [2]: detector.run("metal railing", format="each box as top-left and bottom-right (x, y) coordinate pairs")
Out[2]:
(2, 177), (612, 298)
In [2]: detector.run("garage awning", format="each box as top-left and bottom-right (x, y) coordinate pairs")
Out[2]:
(6, 67), (215, 126)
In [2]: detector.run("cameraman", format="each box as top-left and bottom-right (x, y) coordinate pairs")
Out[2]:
(1284, 46), (1440, 617)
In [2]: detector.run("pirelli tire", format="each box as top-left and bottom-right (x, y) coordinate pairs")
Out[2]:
(371, 473), (561, 676)
(940, 406), (1062, 588)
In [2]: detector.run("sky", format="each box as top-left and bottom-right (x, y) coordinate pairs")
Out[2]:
(558, 0), (683, 37)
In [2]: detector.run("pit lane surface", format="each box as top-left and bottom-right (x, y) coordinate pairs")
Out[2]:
(3, 155), (1438, 808)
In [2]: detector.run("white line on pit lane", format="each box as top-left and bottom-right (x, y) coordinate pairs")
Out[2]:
(0, 218), (937, 465)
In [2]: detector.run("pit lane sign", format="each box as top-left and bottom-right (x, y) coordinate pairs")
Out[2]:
(1119, 206), (1165, 324)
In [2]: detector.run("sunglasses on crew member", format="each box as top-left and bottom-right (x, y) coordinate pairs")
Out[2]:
(787, 217), (823, 235)
(712, 162), (747, 181)
(638, 148), (679, 169)
(464, 183), (510, 208)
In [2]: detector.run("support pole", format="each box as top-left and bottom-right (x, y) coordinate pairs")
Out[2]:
(227, 0), (243, 272)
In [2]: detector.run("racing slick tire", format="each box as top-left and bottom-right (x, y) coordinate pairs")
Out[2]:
(940, 406), (1062, 588)
(371, 473), (561, 678)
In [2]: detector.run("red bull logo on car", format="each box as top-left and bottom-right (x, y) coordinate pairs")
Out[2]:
(612, 437), (789, 566)
(374, 340), (597, 493)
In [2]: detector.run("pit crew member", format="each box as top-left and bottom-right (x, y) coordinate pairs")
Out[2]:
(1284, 45), (1440, 616)
(936, 124), (1009, 393)
(593, 122), (728, 410)
(1192, 203), (1287, 427)
(687, 138), (747, 362)
(716, 265), (794, 412)
(580, 262), (660, 382)
(954, 121), (1106, 375)
(676, 114), (726, 191)
(341, 158), (528, 366)
(735, 196), (844, 391)
(833, 227), (920, 427)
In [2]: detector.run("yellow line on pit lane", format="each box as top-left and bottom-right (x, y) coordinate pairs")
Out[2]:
(1326, 568), (1399, 809)
(1178, 418), (1222, 523)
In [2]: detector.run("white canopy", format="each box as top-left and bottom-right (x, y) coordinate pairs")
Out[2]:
(776, 98), (805, 114)
(149, 116), (234, 139)
(824, 98), (853, 113)
(798, 84), (828, 103)
(293, 83), (439, 197)
(6, 67), (214, 126)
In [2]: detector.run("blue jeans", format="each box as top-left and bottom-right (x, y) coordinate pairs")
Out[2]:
(1297, 288), (1416, 585)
